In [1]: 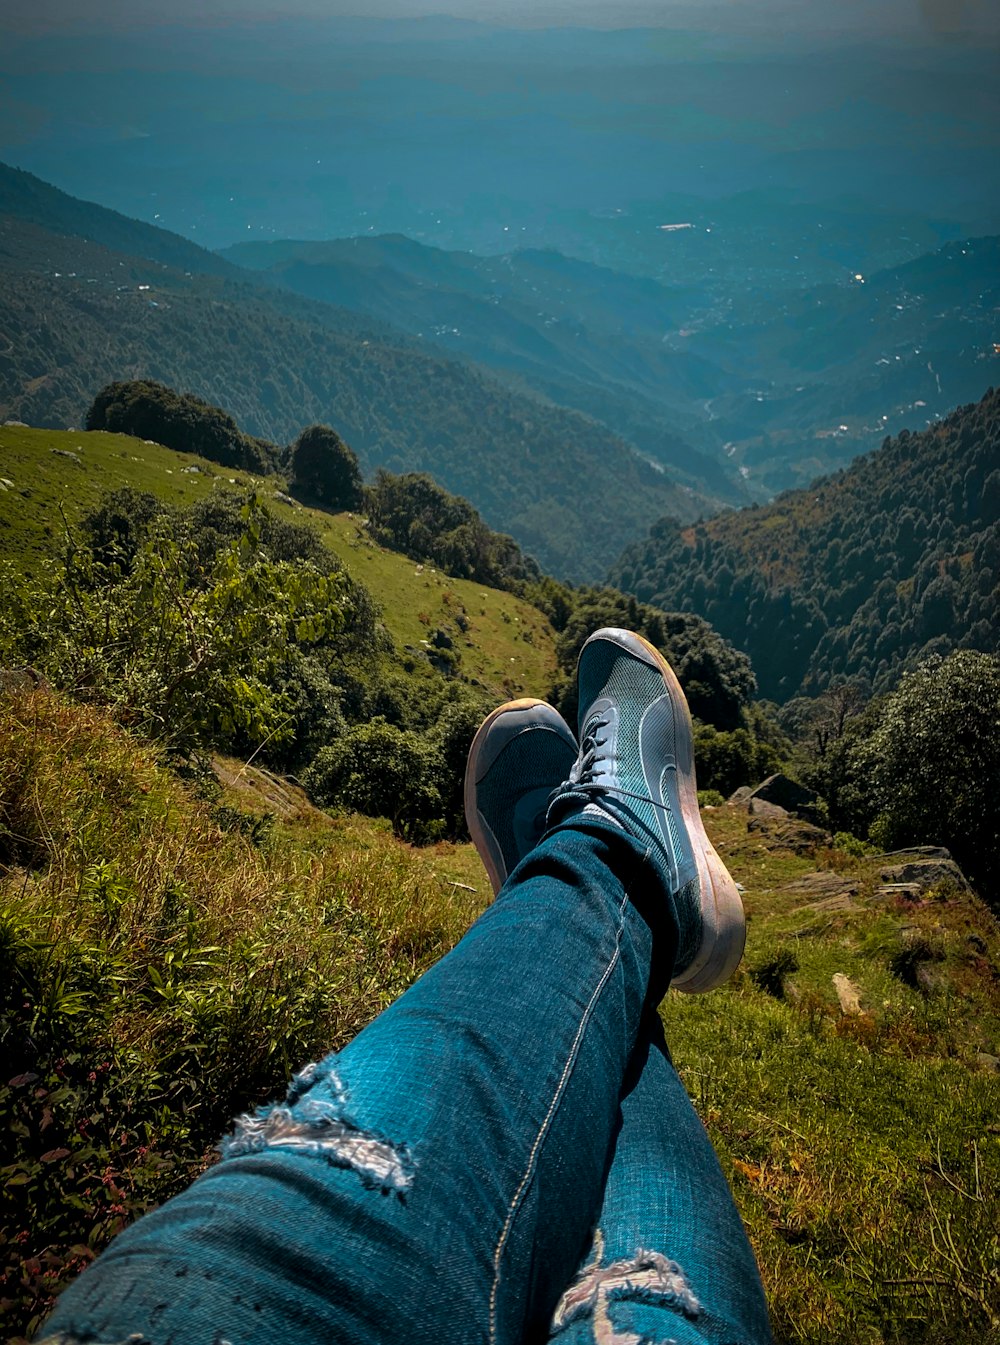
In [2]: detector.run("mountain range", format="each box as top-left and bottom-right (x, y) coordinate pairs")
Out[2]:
(0, 163), (703, 583)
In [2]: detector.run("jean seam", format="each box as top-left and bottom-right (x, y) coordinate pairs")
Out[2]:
(487, 880), (632, 1345)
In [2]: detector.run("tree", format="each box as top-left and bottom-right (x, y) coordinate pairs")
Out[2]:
(86, 380), (278, 474)
(304, 719), (443, 841)
(289, 424), (363, 510)
(841, 651), (1000, 896)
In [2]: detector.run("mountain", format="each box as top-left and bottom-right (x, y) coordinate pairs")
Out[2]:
(223, 228), (1000, 502)
(680, 235), (1000, 493)
(0, 166), (701, 583)
(221, 234), (738, 499)
(610, 388), (1000, 701)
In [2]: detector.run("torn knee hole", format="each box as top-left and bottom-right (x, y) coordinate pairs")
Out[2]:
(219, 1059), (413, 1194)
(552, 1231), (700, 1343)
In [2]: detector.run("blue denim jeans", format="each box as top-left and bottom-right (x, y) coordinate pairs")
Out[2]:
(39, 817), (772, 1345)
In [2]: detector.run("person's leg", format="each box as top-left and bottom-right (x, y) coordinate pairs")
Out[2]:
(548, 1011), (772, 1345)
(466, 695), (772, 1345)
(37, 797), (671, 1345)
(39, 630), (744, 1345)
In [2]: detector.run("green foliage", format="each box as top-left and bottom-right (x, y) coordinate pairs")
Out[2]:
(697, 789), (726, 808)
(304, 718), (444, 842)
(364, 469), (539, 591)
(831, 651), (1000, 896)
(86, 381), (280, 475)
(0, 494), (346, 754)
(693, 725), (786, 797)
(612, 388), (1000, 700)
(290, 424), (364, 510)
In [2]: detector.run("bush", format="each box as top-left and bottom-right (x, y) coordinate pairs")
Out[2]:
(365, 470), (539, 591)
(304, 719), (444, 842)
(843, 651), (1000, 895)
(86, 380), (279, 474)
(0, 497), (347, 754)
(289, 424), (364, 510)
(693, 725), (785, 797)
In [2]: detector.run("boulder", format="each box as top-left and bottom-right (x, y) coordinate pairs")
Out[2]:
(786, 872), (860, 899)
(0, 666), (49, 696)
(880, 858), (970, 894)
(747, 815), (830, 854)
(728, 785), (753, 805)
(748, 797), (788, 819)
(833, 973), (863, 1016)
(749, 773), (824, 823)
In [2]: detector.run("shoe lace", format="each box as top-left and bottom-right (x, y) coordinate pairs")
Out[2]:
(551, 713), (673, 816)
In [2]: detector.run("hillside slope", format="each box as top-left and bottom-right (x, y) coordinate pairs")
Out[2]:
(3, 691), (998, 1344)
(224, 228), (1000, 499)
(0, 166), (700, 582)
(0, 424), (558, 700)
(222, 233), (739, 498)
(611, 388), (1000, 700)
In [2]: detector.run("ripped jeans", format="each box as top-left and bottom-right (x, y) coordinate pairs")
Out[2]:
(39, 815), (772, 1345)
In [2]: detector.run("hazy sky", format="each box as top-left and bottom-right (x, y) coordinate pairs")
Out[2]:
(5, 0), (1000, 37)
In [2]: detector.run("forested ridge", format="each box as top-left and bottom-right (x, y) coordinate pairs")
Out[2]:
(611, 388), (1000, 701)
(0, 168), (698, 583)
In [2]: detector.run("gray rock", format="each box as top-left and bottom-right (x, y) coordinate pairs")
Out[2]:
(880, 859), (970, 894)
(50, 447), (82, 463)
(728, 785), (753, 805)
(747, 815), (830, 854)
(748, 797), (788, 819)
(0, 666), (48, 695)
(750, 773), (820, 814)
(786, 872), (860, 899)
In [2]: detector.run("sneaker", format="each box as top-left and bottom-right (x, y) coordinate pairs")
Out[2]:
(550, 628), (746, 993)
(464, 698), (578, 896)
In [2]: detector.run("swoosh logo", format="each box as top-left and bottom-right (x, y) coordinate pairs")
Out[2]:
(639, 695), (696, 888)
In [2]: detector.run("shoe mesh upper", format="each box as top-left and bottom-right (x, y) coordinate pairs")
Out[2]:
(476, 730), (578, 879)
(577, 639), (678, 845)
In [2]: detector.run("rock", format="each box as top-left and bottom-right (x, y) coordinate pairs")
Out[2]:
(879, 845), (953, 861)
(748, 797), (788, 819)
(272, 490), (298, 506)
(50, 448), (82, 463)
(728, 785), (753, 805)
(975, 1053), (1000, 1074)
(873, 883), (924, 902)
(747, 816), (830, 854)
(4, 419), (27, 427)
(750, 774), (821, 818)
(880, 859), (970, 894)
(833, 973), (863, 1016)
(0, 666), (49, 696)
(786, 872), (859, 898)
(430, 628), (454, 650)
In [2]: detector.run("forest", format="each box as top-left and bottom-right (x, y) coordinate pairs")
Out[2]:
(611, 388), (1000, 701)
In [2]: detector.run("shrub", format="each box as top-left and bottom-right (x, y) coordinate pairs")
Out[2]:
(289, 424), (364, 510)
(304, 719), (444, 842)
(86, 381), (279, 474)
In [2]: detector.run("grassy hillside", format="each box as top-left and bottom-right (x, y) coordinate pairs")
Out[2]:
(0, 424), (557, 700)
(2, 690), (997, 1343)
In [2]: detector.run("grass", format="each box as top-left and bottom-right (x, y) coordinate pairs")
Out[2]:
(2, 698), (998, 1343)
(0, 424), (558, 700)
(663, 806), (1000, 1343)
